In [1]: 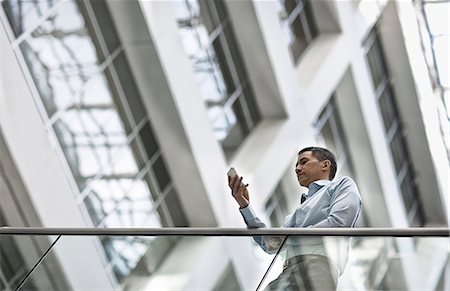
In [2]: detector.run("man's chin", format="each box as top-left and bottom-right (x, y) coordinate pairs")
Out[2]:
(297, 179), (307, 187)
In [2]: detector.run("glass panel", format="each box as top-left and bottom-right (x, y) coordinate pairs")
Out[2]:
(52, 102), (132, 192)
(365, 32), (388, 91)
(423, 2), (450, 36)
(0, 235), (59, 290)
(213, 263), (242, 291)
(316, 98), (355, 178)
(258, 236), (450, 291)
(242, 84), (261, 127)
(162, 187), (189, 227)
(2, 0), (60, 37)
(83, 172), (161, 228)
(18, 0), (104, 117)
(112, 52), (147, 125)
(378, 86), (398, 132)
(389, 131), (408, 174)
(16, 235), (288, 289)
(278, 0), (317, 62)
(265, 184), (289, 227)
(15, 235), (449, 290)
(152, 155), (171, 192)
(433, 36), (449, 88)
(139, 122), (159, 161)
(88, 0), (120, 54)
(173, 0), (260, 159)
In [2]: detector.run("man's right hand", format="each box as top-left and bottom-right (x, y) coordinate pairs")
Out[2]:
(228, 175), (249, 208)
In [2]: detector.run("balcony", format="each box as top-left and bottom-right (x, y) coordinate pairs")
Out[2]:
(0, 228), (448, 290)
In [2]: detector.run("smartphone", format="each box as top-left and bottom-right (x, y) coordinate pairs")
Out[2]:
(227, 167), (245, 186)
(227, 167), (238, 178)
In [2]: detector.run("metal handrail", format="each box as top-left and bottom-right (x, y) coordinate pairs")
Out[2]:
(0, 227), (448, 236)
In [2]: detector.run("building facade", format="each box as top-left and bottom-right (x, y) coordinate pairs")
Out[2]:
(0, 0), (448, 290)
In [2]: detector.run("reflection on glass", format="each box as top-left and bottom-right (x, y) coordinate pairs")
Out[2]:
(258, 236), (450, 291)
(8, 234), (449, 291)
(173, 0), (260, 159)
(0, 235), (59, 290)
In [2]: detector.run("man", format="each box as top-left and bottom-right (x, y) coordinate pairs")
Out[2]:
(228, 147), (362, 290)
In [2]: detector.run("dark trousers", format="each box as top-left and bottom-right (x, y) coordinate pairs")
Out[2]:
(264, 255), (338, 291)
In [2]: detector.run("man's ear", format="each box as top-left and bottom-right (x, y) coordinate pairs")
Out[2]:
(322, 160), (331, 171)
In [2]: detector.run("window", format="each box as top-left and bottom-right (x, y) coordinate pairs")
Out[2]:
(364, 28), (425, 226)
(2, 0), (187, 281)
(264, 161), (301, 226)
(315, 97), (355, 178)
(277, 0), (318, 63)
(265, 184), (289, 227)
(174, 0), (261, 159)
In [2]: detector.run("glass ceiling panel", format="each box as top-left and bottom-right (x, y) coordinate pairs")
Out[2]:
(423, 2), (450, 36)
(18, 0), (103, 117)
(433, 36), (449, 88)
(1, 0), (60, 37)
(2, 0), (187, 282)
(416, 0), (450, 158)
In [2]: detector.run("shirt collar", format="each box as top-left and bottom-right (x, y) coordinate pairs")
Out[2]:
(306, 179), (331, 197)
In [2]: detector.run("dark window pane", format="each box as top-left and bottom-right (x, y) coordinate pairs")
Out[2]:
(366, 32), (388, 90)
(290, 15), (308, 60)
(242, 84), (261, 126)
(282, 0), (317, 62)
(389, 131), (408, 174)
(400, 171), (415, 212)
(284, 0), (298, 14)
(153, 156), (171, 191)
(222, 25), (245, 83)
(204, 0), (227, 26)
(304, 0), (318, 39)
(163, 188), (188, 226)
(400, 170), (425, 226)
(88, 0), (120, 54)
(367, 46), (382, 89)
(211, 36), (236, 95)
(139, 122), (159, 160)
(234, 95), (251, 134)
(113, 53), (146, 125)
(378, 86), (398, 132)
(103, 67), (133, 134)
(0, 237), (23, 284)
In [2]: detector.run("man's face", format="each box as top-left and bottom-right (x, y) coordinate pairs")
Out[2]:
(295, 151), (329, 187)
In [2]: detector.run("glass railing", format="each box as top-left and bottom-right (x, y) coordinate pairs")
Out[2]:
(0, 228), (448, 291)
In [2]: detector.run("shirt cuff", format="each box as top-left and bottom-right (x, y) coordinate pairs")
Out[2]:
(239, 204), (258, 223)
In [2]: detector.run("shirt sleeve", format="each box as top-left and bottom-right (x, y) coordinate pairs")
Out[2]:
(239, 204), (284, 254)
(311, 177), (362, 228)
